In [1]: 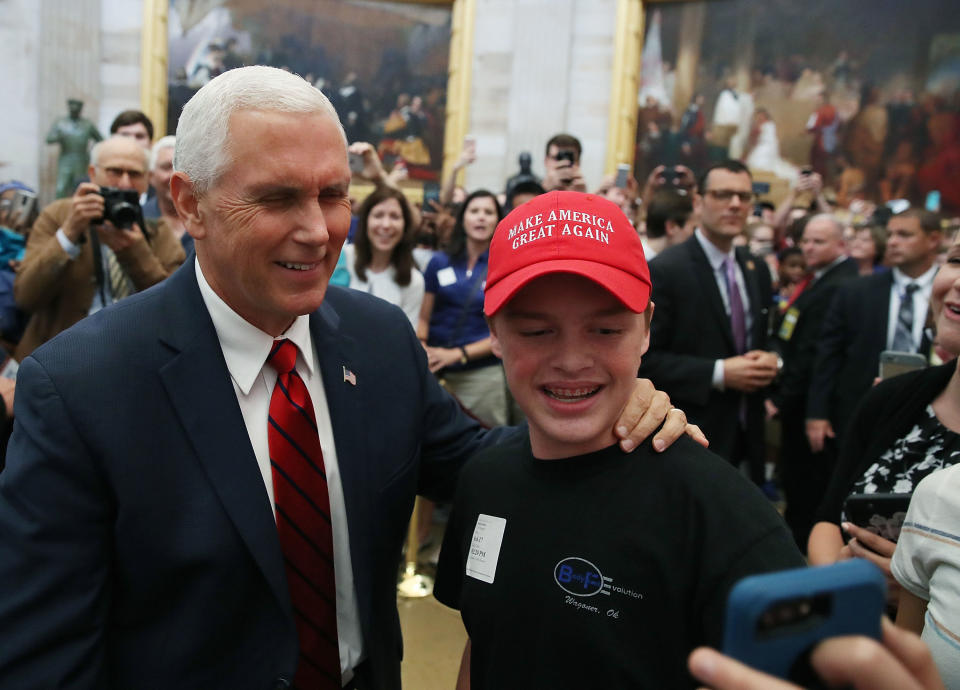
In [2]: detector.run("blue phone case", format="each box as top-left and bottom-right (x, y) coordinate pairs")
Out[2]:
(722, 560), (886, 679)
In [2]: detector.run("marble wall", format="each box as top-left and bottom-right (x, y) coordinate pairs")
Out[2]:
(466, 0), (618, 193)
(1, 0), (142, 201)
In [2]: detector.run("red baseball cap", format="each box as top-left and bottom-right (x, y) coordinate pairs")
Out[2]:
(484, 190), (651, 315)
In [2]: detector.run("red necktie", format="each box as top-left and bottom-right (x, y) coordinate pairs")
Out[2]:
(267, 339), (340, 689)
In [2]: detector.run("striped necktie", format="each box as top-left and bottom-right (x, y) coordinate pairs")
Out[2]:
(104, 247), (132, 300)
(267, 339), (340, 688)
(892, 283), (919, 352)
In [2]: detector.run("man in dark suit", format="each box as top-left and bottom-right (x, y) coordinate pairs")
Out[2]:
(0, 66), (692, 690)
(639, 160), (779, 484)
(769, 214), (858, 548)
(806, 208), (942, 454)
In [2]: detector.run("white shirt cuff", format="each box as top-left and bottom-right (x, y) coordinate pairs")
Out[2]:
(56, 228), (81, 259)
(712, 359), (725, 391)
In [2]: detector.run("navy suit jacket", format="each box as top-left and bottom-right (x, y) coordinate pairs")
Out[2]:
(807, 270), (931, 436)
(0, 262), (511, 689)
(638, 236), (772, 466)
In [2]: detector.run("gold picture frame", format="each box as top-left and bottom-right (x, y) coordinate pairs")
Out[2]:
(141, 0), (473, 187)
(606, 0), (689, 176)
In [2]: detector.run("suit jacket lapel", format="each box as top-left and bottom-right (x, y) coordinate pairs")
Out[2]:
(686, 237), (736, 351)
(309, 303), (374, 629)
(736, 248), (764, 346)
(155, 264), (293, 622)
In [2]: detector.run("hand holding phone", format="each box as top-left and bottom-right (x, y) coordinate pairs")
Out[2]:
(722, 560), (885, 682)
(614, 163), (630, 189)
(843, 493), (911, 543)
(693, 618), (944, 690)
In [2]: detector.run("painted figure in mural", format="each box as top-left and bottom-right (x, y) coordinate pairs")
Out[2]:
(46, 99), (103, 199)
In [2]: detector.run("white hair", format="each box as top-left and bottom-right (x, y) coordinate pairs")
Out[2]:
(806, 213), (844, 239)
(89, 136), (150, 170)
(149, 135), (176, 171)
(174, 65), (345, 196)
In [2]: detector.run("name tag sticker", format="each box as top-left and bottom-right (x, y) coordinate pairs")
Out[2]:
(437, 267), (457, 287)
(466, 513), (506, 583)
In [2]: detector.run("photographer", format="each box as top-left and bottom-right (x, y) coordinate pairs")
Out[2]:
(14, 136), (185, 359)
(541, 133), (587, 192)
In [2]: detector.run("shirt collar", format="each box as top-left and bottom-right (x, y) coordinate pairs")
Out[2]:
(892, 264), (938, 291)
(813, 255), (848, 281)
(695, 228), (736, 271)
(194, 257), (316, 395)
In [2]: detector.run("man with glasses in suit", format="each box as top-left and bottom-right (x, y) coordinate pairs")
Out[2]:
(639, 160), (780, 485)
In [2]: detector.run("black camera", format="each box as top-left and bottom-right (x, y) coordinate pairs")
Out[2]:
(662, 166), (682, 186)
(97, 187), (141, 230)
(554, 150), (576, 165)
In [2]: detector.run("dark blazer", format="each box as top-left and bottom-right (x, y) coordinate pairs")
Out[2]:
(0, 262), (511, 689)
(806, 271), (931, 436)
(638, 235), (772, 465)
(772, 258), (859, 410)
(816, 361), (955, 524)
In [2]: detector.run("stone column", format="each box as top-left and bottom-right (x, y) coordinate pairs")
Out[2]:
(0, 0), (42, 191)
(466, 0), (617, 193)
(37, 0), (102, 202)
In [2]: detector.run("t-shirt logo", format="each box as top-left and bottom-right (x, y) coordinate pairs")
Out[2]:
(554, 557), (611, 597)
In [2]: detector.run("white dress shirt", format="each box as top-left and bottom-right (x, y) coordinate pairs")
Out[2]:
(194, 259), (363, 683)
(887, 265), (937, 352)
(342, 243), (425, 327)
(695, 229), (754, 390)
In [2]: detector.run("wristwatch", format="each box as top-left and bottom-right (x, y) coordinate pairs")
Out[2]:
(459, 346), (469, 365)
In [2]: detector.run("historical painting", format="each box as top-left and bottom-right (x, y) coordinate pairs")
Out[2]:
(167, 0), (452, 181)
(635, 0), (960, 212)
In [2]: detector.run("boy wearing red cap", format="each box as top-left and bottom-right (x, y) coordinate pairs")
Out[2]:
(434, 191), (802, 688)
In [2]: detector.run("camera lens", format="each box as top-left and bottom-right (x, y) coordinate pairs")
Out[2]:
(110, 202), (139, 229)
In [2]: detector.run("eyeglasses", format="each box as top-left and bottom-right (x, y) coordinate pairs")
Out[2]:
(97, 166), (146, 181)
(705, 189), (755, 204)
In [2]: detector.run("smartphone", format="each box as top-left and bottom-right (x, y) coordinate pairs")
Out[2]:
(612, 163), (631, 189)
(843, 492), (912, 542)
(9, 189), (37, 228)
(555, 150), (576, 165)
(800, 166), (813, 176)
(752, 181), (771, 195)
(421, 181), (441, 212)
(878, 350), (926, 380)
(925, 190), (941, 213)
(723, 560), (885, 682)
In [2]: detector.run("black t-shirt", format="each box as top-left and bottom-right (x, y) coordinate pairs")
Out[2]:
(434, 435), (804, 689)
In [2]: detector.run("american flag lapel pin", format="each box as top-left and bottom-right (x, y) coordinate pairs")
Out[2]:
(342, 365), (357, 386)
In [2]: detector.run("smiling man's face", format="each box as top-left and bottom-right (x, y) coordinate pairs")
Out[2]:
(182, 109), (351, 335)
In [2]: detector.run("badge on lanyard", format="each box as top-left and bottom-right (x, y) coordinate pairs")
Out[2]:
(778, 307), (800, 341)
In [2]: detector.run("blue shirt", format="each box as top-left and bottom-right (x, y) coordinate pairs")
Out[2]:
(423, 250), (495, 369)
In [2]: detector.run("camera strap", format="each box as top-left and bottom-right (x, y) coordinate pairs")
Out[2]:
(88, 228), (109, 306)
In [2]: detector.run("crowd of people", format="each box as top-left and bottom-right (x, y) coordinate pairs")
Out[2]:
(0, 63), (958, 689)
(638, 46), (960, 215)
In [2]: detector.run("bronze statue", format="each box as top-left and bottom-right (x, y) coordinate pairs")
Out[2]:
(46, 99), (102, 198)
